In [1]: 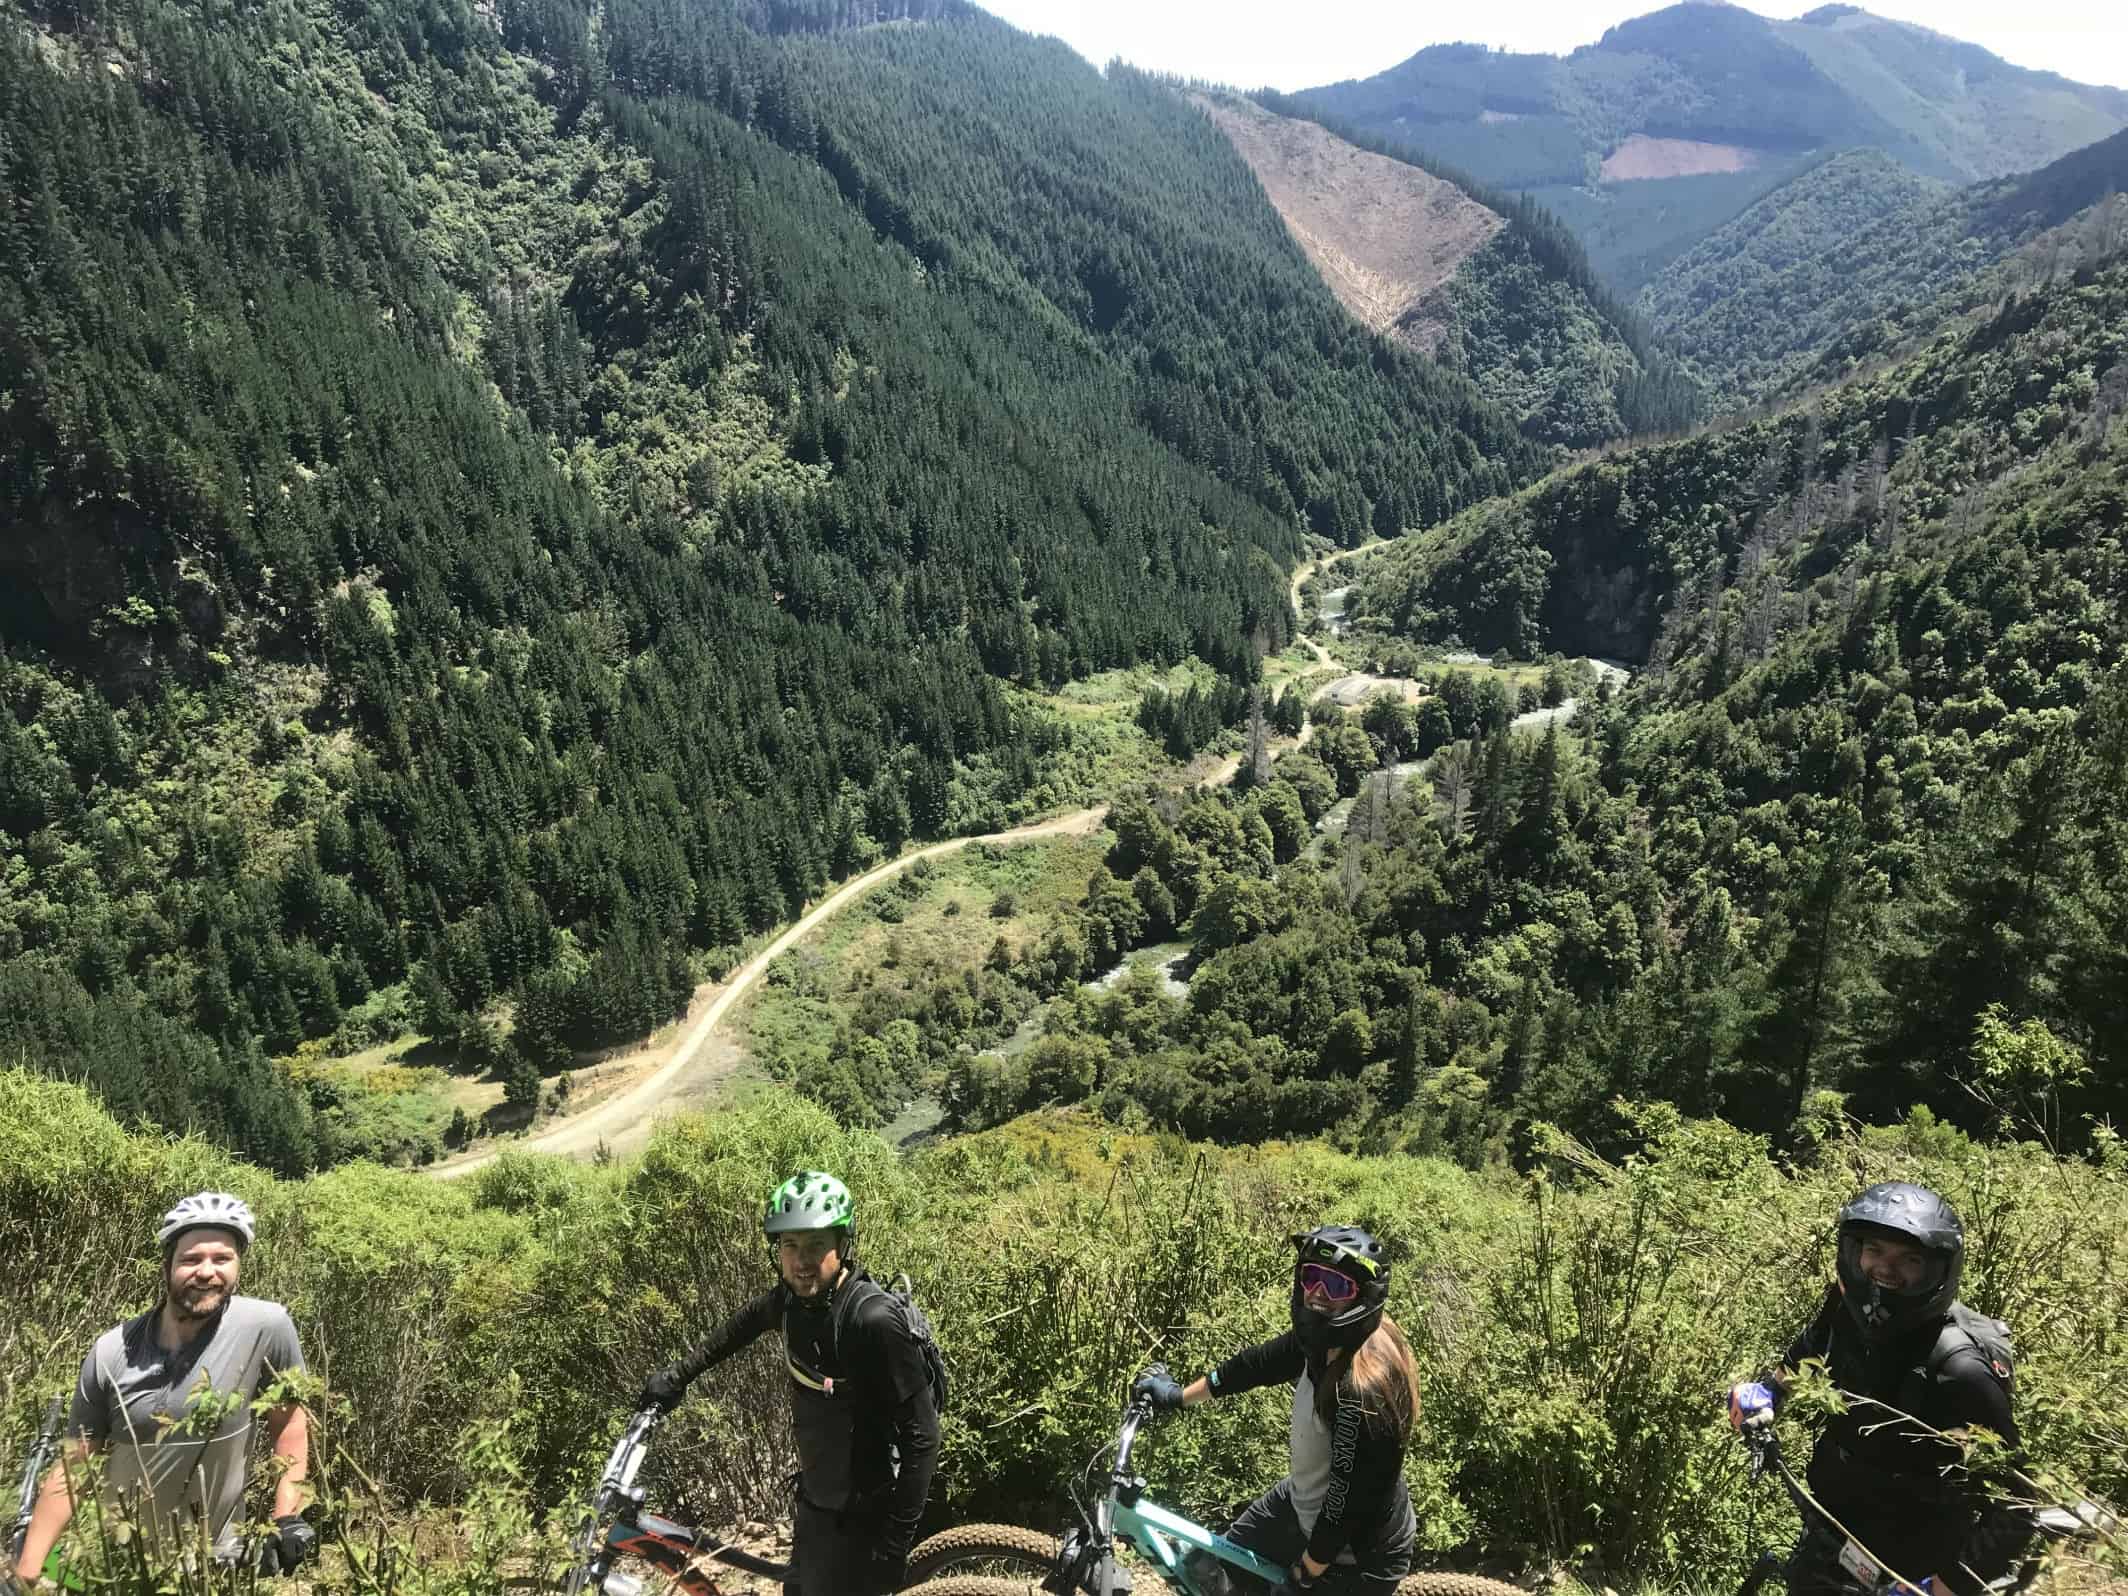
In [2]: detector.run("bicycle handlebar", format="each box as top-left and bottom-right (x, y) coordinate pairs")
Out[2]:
(607, 1408), (659, 1502)
(1737, 1409), (2108, 1596)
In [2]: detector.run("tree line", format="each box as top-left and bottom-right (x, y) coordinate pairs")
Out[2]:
(0, 0), (1543, 1167)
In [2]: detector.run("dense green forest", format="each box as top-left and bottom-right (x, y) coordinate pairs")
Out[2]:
(1349, 257), (2128, 663)
(999, 254), (2122, 1155)
(0, 0), (1541, 1171)
(1644, 133), (2128, 410)
(901, 256), (2128, 1161)
(1428, 228), (1682, 446)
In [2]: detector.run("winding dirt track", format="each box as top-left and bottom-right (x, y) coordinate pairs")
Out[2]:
(428, 548), (1365, 1178)
(428, 807), (1109, 1178)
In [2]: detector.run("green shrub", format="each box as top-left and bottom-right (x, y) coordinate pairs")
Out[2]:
(4, 1073), (2124, 1588)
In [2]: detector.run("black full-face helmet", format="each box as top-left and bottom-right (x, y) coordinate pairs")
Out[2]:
(1289, 1224), (1391, 1359)
(1835, 1181), (1963, 1346)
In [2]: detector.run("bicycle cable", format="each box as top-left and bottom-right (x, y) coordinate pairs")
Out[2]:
(1762, 1435), (1931, 1592)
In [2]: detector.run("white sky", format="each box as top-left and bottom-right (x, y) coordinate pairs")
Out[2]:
(975, 1), (2128, 94)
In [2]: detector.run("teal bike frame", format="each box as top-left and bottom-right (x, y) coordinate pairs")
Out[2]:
(1060, 1392), (1295, 1595)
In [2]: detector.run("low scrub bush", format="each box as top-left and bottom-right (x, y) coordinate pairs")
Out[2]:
(3, 1071), (2122, 1589)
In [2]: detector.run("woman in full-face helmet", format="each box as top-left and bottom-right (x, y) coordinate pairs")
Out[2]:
(1132, 1225), (1420, 1592)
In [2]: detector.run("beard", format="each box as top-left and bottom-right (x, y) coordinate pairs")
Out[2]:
(170, 1278), (230, 1321)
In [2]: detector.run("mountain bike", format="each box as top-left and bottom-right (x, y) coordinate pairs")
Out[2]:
(558, 1407), (793, 1596)
(1733, 1415), (2110, 1596)
(903, 1367), (1523, 1596)
(10, 1396), (65, 1567)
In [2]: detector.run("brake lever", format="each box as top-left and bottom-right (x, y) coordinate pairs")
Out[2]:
(1741, 1425), (1775, 1482)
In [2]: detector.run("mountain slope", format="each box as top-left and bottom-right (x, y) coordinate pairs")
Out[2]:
(1347, 255), (2128, 665)
(1188, 90), (1702, 447)
(1188, 92), (1505, 354)
(1775, 3), (2128, 180)
(0, 0), (1540, 1167)
(1309, 256), (2128, 1145)
(1642, 130), (2128, 409)
(1300, 3), (2128, 291)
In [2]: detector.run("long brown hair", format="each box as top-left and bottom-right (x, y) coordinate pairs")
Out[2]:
(1315, 1312), (1420, 1436)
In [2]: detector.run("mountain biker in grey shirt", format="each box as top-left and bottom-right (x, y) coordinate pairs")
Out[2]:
(10, 1194), (315, 1584)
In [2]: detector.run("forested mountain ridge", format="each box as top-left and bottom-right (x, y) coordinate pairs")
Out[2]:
(946, 255), (2128, 1165)
(0, 0), (1540, 1170)
(1347, 257), (2128, 665)
(1299, 3), (2128, 291)
(1195, 88), (1704, 448)
(1643, 132), (2128, 410)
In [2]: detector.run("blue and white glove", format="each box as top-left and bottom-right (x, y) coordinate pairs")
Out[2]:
(1728, 1380), (1775, 1432)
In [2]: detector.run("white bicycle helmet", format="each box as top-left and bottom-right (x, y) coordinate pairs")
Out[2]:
(158, 1191), (256, 1251)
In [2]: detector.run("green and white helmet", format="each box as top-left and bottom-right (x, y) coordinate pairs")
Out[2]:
(764, 1171), (855, 1237)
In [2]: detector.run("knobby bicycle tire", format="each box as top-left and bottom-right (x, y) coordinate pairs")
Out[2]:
(1397, 1575), (1526, 1596)
(905, 1524), (1528, 1596)
(904, 1523), (1057, 1584)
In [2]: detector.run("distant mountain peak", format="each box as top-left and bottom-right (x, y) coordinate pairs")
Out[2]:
(1300, 0), (2128, 290)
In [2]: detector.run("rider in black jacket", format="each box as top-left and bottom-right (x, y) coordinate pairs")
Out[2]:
(639, 1172), (940, 1596)
(1134, 1225), (1420, 1593)
(1730, 1183), (2028, 1596)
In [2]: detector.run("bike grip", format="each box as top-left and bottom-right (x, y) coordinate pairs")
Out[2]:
(1728, 1381), (1775, 1431)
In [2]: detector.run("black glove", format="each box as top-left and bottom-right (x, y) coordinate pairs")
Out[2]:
(272, 1514), (318, 1575)
(1131, 1369), (1186, 1412)
(638, 1364), (689, 1413)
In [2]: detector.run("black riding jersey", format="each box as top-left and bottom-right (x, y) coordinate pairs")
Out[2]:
(673, 1270), (940, 1555)
(1777, 1289), (2024, 1595)
(1212, 1329), (1410, 1569)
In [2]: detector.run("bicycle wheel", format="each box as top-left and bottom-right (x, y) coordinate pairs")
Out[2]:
(903, 1523), (1058, 1591)
(1398, 1575), (1528, 1596)
(900, 1580), (1055, 1596)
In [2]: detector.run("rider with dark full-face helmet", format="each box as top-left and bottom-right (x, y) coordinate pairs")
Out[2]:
(637, 1172), (940, 1596)
(1134, 1225), (1419, 1593)
(1728, 1182), (2030, 1595)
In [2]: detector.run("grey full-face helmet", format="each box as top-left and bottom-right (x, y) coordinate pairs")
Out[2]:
(1835, 1181), (1962, 1345)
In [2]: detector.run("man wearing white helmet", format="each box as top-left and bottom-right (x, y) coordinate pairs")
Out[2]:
(9, 1193), (314, 1584)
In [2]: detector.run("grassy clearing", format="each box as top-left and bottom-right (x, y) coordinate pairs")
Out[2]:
(1016, 660), (1231, 800)
(735, 828), (1115, 1084)
(1262, 639), (1337, 698)
(289, 1040), (472, 1167)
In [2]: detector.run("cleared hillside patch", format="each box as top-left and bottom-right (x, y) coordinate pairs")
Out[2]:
(1599, 134), (1765, 181)
(735, 829), (1112, 1106)
(1190, 91), (1503, 353)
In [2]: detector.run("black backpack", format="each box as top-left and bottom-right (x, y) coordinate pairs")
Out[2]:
(832, 1270), (951, 1417)
(1930, 1303), (2016, 1395)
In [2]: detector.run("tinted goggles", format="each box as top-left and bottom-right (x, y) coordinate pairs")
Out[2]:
(1298, 1262), (1362, 1302)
